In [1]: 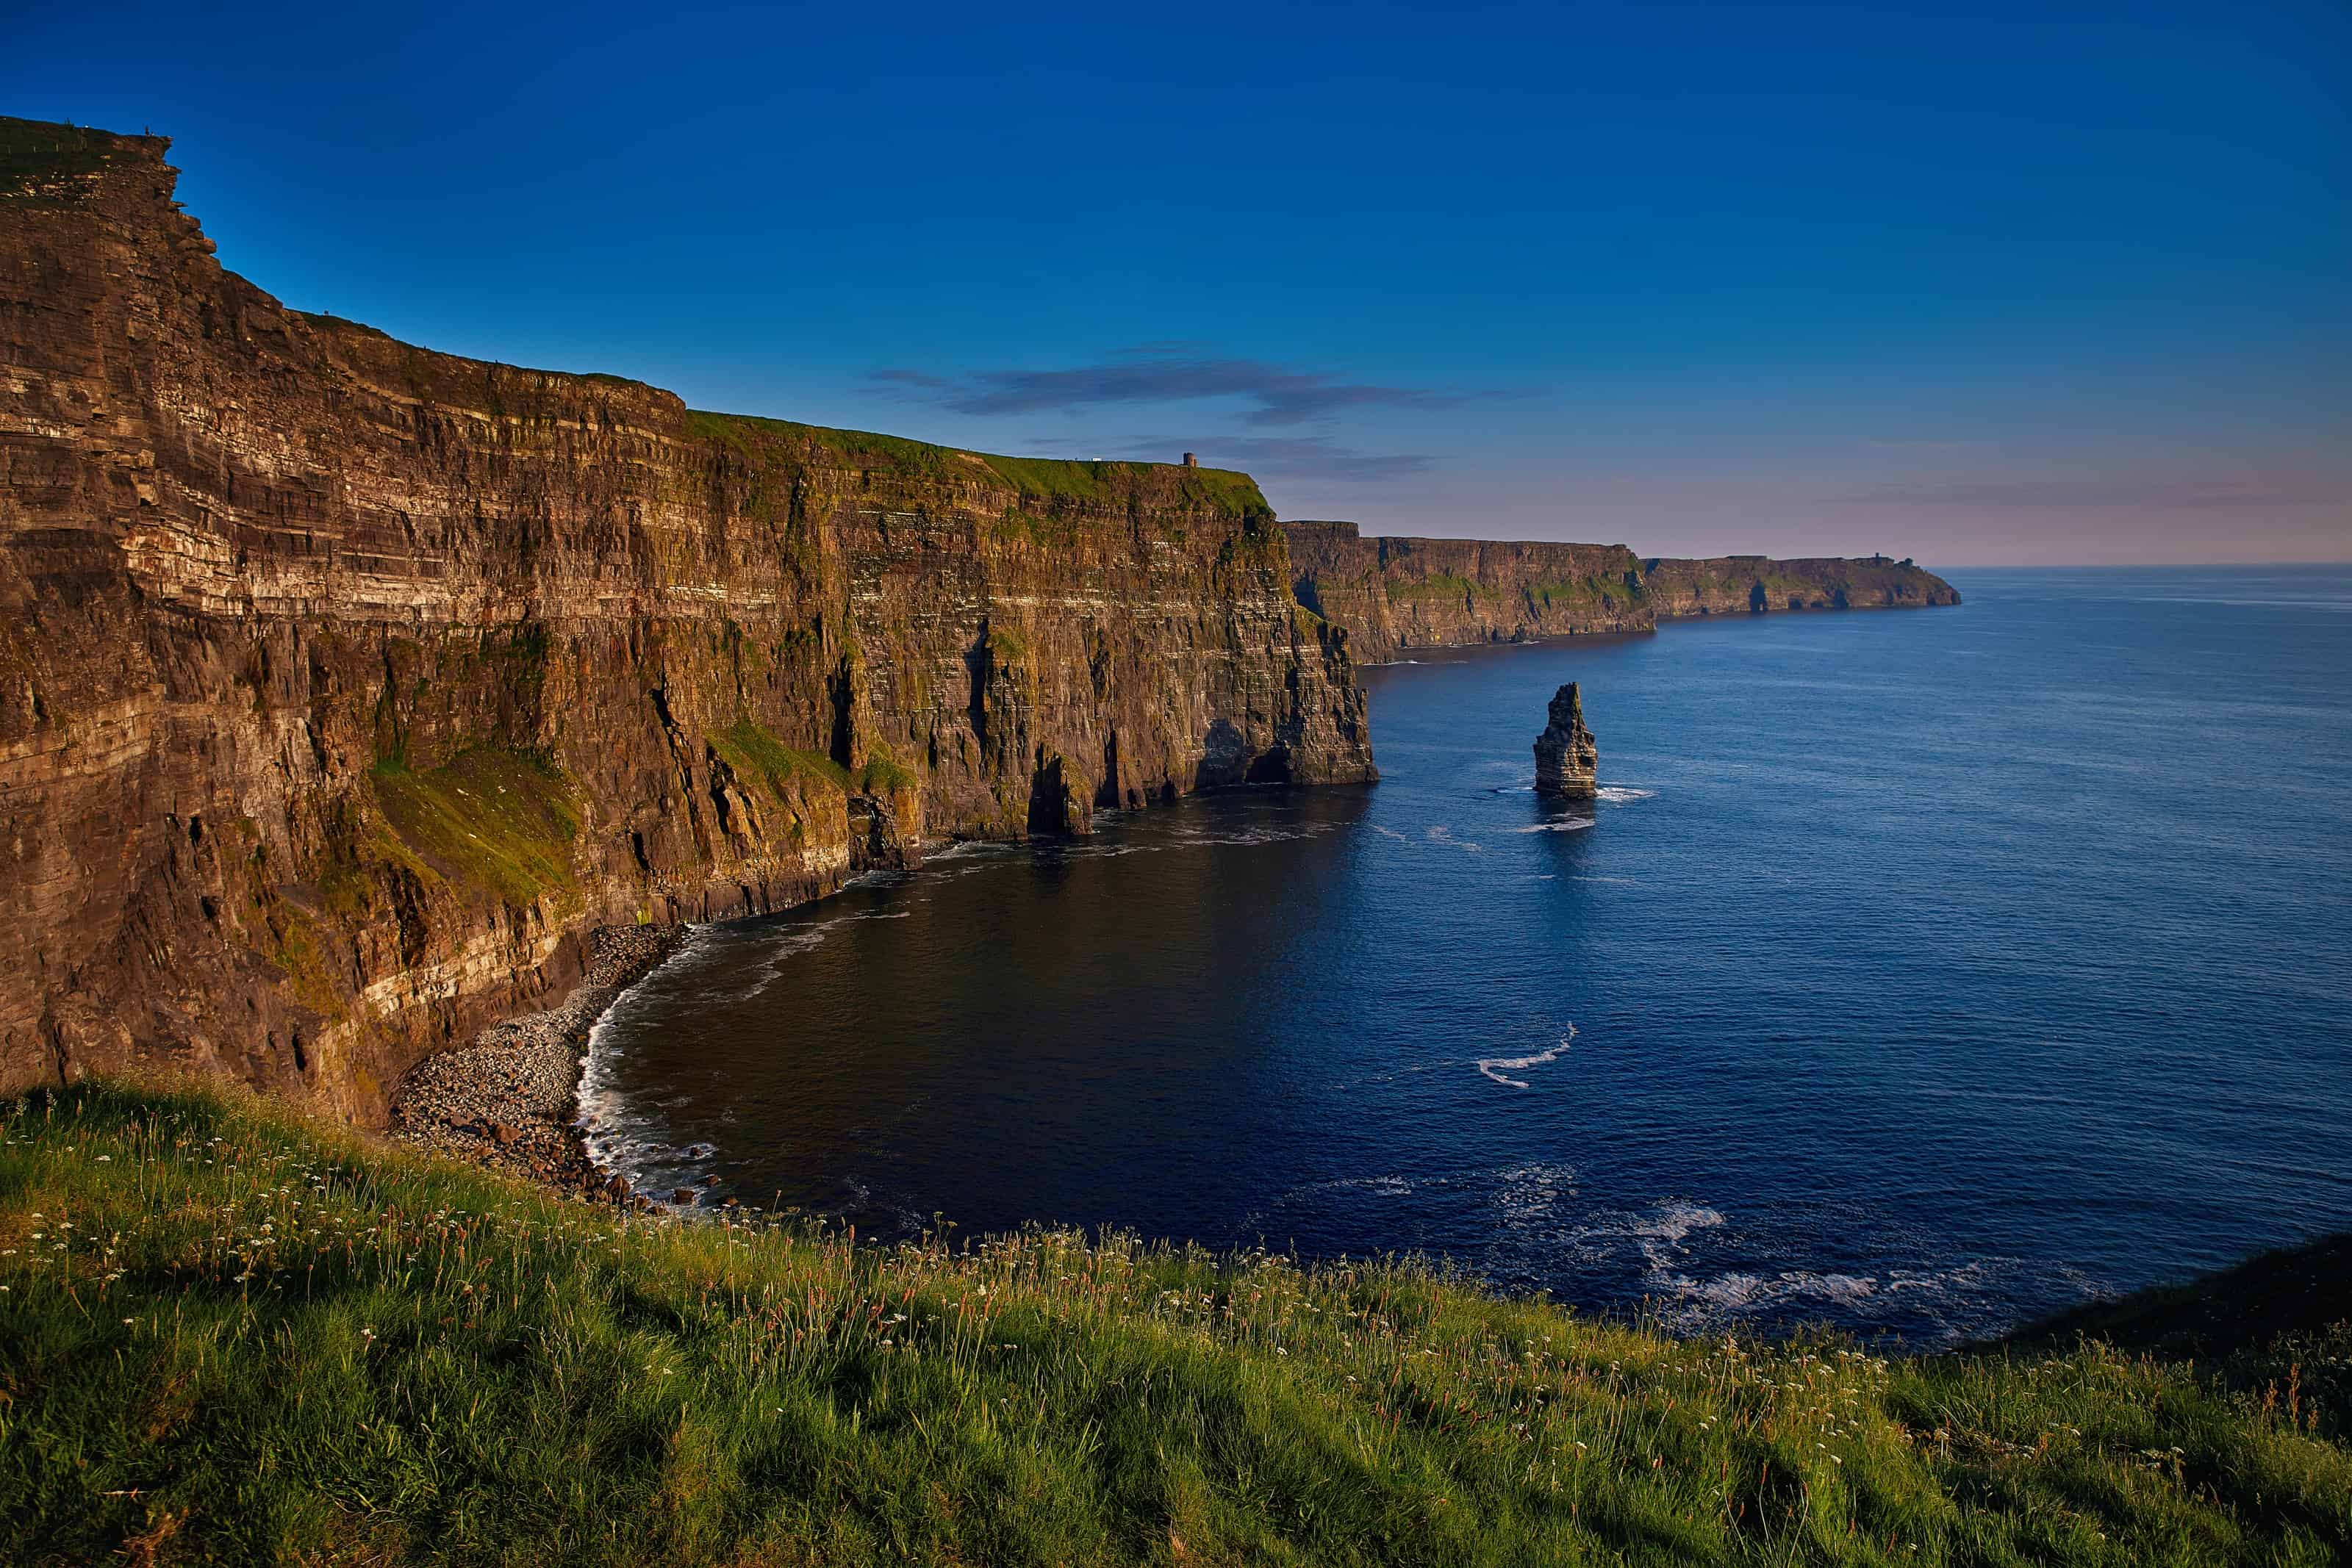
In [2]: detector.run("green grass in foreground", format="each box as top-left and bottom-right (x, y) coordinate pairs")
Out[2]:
(1, 1084), (2347, 1566)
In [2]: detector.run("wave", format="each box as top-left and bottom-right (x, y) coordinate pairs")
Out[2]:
(929, 838), (1023, 861)
(1491, 784), (1650, 803)
(1250, 1159), (1582, 1234)
(1634, 1198), (1727, 1249)
(1510, 818), (1593, 834)
(1237, 1170), (1423, 1234)
(1490, 1161), (1581, 1223)
(573, 925), (731, 1182)
(1294, 1173), (1418, 1201)
(1477, 1023), (1577, 1087)
(704, 908), (917, 1005)
(1547, 1197), (2092, 1344)
(1153, 821), (1340, 849)
(1663, 1269), (1879, 1315)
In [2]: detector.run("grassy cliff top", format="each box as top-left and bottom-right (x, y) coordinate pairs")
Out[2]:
(1286, 522), (1640, 559)
(4, 1081), (2345, 1565)
(689, 411), (1271, 517)
(1641, 554), (1961, 605)
(0, 115), (169, 205)
(1642, 555), (1943, 573)
(289, 331), (1272, 517)
(6, 113), (1276, 514)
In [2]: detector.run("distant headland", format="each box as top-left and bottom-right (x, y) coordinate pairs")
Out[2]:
(1285, 520), (1960, 663)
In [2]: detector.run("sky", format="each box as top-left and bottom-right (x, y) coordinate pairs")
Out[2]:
(10, 1), (2348, 564)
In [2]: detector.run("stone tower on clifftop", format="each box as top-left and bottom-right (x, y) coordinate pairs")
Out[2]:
(1534, 683), (1598, 798)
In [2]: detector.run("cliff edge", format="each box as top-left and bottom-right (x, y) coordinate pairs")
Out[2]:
(1283, 522), (1960, 658)
(0, 118), (1374, 1121)
(1286, 521), (1651, 663)
(1641, 554), (1961, 616)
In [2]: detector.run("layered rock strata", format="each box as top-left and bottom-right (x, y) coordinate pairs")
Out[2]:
(1639, 555), (1962, 617)
(1532, 683), (1597, 799)
(1283, 523), (1960, 661)
(1284, 521), (1650, 663)
(0, 118), (1374, 1121)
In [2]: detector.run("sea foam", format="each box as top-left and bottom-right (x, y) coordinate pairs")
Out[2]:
(1477, 1023), (1578, 1087)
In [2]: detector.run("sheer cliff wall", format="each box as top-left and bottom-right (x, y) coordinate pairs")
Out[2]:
(1284, 522), (1652, 663)
(0, 121), (1372, 1121)
(1285, 522), (1960, 660)
(1638, 555), (1961, 617)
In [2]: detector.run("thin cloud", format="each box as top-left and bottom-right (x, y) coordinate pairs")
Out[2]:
(868, 367), (953, 391)
(1175, 436), (1436, 481)
(874, 347), (1527, 428)
(1025, 433), (1435, 481)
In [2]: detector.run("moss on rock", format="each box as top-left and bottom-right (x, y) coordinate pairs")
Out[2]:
(368, 749), (579, 910)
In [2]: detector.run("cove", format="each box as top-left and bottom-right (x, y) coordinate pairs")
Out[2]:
(582, 567), (2352, 1344)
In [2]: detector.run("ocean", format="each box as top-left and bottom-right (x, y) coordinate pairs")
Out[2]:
(579, 567), (2352, 1344)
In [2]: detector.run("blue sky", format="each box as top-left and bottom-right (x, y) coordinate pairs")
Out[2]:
(11, 1), (2347, 562)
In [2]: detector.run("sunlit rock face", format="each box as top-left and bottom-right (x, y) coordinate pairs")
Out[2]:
(1533, 683), (1597, 799)
(1285, 522), (1651, 663)
(1281, 524), (1961, 661)
(1637, 555), (1961, 618)
(0, 118), (1374, 1121)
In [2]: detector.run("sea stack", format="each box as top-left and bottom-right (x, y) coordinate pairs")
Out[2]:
(1533, 682), (1598, 798)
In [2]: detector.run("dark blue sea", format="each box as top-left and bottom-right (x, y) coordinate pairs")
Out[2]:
(581, 567), (2352, 1344)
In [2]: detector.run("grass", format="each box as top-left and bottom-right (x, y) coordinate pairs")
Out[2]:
(2, 1082), (2346, 1566)
(368, 748), (580, 911)
(709, 719), (919, 808)
(709, 718), (850, 799)
(1385, 569), (1610, 611)
(1638, 558), (1956, 610)
(4, 107), (1264, 526)
(686, 411), (1271, 518)
(853, 747), (921, 796)
(984, 625), (1033, 668)
(1386, 572), (1506, 606)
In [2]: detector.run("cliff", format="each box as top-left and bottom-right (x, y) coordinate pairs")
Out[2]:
(0, 118), (1373, 1121)
(1284, 522), (1960, 657)
(1641, 554), (1961, 616)
(1284, 521), (1650, 662)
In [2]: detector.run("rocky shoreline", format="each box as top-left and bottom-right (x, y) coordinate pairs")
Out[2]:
(390, 925), (685, 1207)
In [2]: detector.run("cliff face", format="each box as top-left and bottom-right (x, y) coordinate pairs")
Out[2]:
(1532, 683), (1596, 799)
(0, 120), (1373, 1121)
(1284, 522), (1652, 663)
(1641, 555), (1961, 617)
(1285, 522), (1961, 655)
